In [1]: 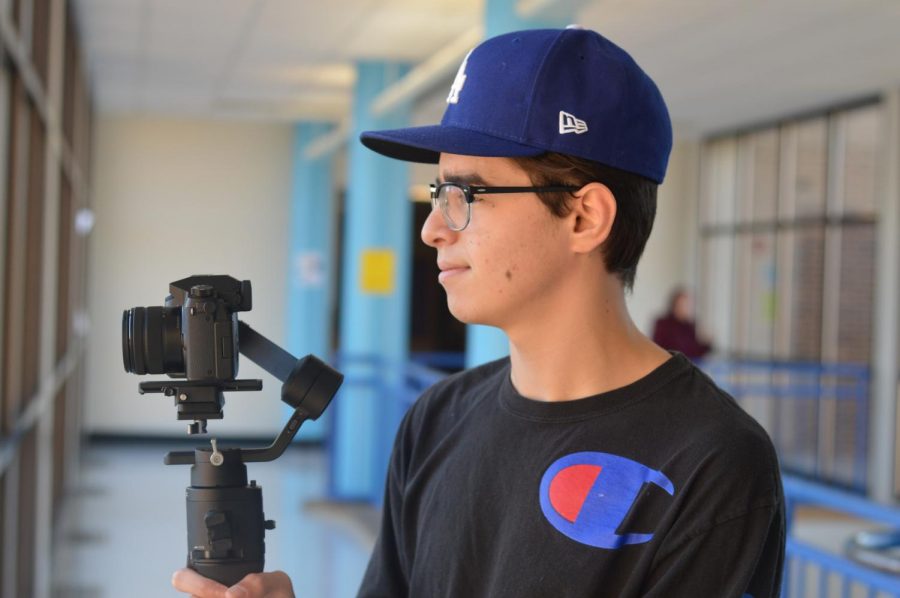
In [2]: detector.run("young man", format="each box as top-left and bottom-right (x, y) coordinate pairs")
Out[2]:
(174, 27), (784, 598)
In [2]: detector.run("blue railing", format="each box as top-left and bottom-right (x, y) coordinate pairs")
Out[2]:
(702, 359), (870, 493)
(409, 351), (466, 372)
(327, 353), (451, 503)
(783, 475), (900, 597)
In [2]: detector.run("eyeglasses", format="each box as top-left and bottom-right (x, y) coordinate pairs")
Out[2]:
(429, 182), (581, 231)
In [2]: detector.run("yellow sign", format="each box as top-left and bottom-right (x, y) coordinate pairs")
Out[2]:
(360, 249), (395, 294)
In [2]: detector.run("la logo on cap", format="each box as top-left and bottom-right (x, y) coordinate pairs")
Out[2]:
(447, 49), (473, 104)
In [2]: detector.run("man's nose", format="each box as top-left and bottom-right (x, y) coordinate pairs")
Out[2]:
(421, 205), (455, 248)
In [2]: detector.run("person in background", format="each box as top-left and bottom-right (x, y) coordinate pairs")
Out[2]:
(652, 287), (712, 360)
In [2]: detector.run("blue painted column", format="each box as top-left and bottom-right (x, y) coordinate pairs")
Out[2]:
(284, 121), (336, 441)
(333, 61), (411, 500)
(465, 0), (572, 368)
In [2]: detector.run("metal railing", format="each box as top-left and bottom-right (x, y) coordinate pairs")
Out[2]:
(703, 359), (870, 492)
(783, 475), (900, 597)
(326, 353), (450, 503)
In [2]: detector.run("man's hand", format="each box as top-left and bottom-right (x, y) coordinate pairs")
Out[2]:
(172, 567), (295, 598)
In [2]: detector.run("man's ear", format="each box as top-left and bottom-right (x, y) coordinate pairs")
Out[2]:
(568, 182), (616, 254)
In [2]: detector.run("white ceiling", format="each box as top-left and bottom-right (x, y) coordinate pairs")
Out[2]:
(73, 0), (900, 135)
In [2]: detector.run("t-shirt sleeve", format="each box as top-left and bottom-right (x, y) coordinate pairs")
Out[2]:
(640, 502), (785, 598)
(356, 411), (412, 598)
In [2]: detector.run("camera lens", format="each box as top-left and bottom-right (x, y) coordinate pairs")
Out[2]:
(122, 306), (184, 375)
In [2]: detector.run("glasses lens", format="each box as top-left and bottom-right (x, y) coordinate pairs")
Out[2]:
(437, 184), (469, 230)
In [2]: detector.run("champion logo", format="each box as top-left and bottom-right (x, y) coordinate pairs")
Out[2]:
(539, 451), (675, 549)
(447, 49), (473, 105)
(559, 111), (588, 135)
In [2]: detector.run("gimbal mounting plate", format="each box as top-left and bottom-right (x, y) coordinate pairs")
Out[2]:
(140, 379), (263, 433)
(138, 379), (263, 395)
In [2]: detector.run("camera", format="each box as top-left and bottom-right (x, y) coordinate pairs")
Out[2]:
(122, 274), (252, 380)
(123, 275), (265, 432)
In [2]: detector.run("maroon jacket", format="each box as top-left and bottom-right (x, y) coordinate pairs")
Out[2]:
(652, 315), (712, 359)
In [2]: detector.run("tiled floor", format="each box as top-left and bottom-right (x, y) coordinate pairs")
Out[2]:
(52, 440), (375, 598)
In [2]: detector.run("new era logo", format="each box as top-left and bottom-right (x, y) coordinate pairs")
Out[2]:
(559, 111), (588, 135)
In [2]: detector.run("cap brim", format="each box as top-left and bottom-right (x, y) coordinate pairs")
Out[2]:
(360, 125), (545, 164)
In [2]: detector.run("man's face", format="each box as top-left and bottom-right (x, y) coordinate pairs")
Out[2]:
(421, 153), (572, 330)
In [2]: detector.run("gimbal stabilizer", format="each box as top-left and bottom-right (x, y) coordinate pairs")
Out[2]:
(123, 276), (343, 586)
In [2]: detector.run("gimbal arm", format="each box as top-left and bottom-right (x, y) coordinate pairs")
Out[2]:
(236, 321), (298, 383)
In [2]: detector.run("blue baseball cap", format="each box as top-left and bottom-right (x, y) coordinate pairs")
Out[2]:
(360, 27), (672, 184)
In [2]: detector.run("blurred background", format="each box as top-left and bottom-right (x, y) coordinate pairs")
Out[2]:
(1, 0), (900, 596)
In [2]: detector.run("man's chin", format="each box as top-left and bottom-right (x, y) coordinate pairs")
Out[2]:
(446, 302), (498, 328)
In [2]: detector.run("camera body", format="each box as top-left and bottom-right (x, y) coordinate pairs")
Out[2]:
(123, 275), (252, 381)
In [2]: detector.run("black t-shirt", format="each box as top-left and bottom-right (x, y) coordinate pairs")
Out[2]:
(358, 353), (784, 598)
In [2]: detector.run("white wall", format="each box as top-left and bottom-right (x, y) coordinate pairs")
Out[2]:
(627, 138), (701, 335)
(86, 116), (294, 437)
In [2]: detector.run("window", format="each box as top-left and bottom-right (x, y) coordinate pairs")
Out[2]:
(698, 102), (880, 491)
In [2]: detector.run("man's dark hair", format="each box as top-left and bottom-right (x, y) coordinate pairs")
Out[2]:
(511, 153), (658, 290)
